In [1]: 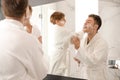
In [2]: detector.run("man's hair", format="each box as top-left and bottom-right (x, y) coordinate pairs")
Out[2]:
(1, 0), (28, 18)
(88, 14), (102, 30)
(50, 11), (65, 24)
(28, 5), (32, 13)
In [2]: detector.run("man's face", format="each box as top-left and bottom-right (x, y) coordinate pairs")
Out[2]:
(83, 17), (96, 33)
(26, 7), (32, 19)
(24, 6), (32, 26)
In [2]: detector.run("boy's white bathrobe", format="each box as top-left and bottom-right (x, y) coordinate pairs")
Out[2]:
(49, 25), (71, 76)
(75, 33), (109, 80)
(0, 19), (47, 80)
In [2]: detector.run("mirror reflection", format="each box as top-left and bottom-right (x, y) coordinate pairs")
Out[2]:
(30, 0), (120, 80)
(0, 0), (120, 80)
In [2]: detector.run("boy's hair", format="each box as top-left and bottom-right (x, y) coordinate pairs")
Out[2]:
(50, 11), (65, 24)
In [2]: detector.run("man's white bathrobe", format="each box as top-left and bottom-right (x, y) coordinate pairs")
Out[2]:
(0, 19), (47, 80)
(49, 26), (71, 76)
(75, 33), (109, 80)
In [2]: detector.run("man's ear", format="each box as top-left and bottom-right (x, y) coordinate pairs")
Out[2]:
(22, 12), (27, 25)
(25, 6), (29, 19)
(25, 12), (28, 19)
(94, 24), (98, 30)
(23, 11), (27, 20)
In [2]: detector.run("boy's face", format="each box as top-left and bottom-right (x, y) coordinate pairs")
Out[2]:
(56, 17), (66, 27)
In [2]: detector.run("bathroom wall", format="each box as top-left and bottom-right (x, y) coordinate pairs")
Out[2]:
(29, 0), (63, 6)
(99, 0), (120, 60)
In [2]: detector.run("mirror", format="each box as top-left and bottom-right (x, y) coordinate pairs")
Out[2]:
(0, 0), (120, 80)
(32, 0), (120, 80)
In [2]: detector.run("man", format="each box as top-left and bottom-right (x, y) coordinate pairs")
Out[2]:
(72, 14), (109, 80)
(0, 0), (47, 80)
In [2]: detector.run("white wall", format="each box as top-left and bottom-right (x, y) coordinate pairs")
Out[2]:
(75, 0), (98, 32)
(29, 0), (63, 6)
(56, 0), (75, 31)
(41, 3), (56, 55)
(99, 1), (120, 79)
(99, 0), (120, 60)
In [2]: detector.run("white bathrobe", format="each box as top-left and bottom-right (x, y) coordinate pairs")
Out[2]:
(75, 33), (109, 80)
(24, 24), (41, 39)
(49, 25), (72, 76)
(0, 19), (47, 80)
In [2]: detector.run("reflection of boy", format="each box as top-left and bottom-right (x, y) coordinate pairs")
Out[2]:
(49, 11), (72, 76)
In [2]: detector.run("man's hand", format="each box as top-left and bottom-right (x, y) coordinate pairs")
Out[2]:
(38, 36), (42, 43)
(71, 36), (80, 49)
